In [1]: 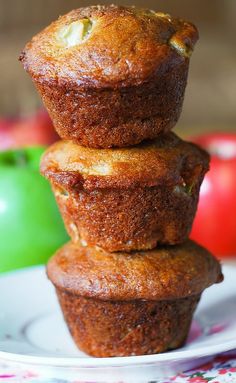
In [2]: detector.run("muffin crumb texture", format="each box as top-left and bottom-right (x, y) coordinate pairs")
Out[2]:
(20, 4), (199, 148)
(20, 3), (223, 358)
(41, 133), (209, 252)
(47, 240), (223, 357)
(57, 291), (200, 357)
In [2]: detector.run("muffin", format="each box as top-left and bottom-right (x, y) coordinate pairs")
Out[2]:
(20, 5), (198, 148)
(41, 133), (209, 252)
(47, 240), (223, 357)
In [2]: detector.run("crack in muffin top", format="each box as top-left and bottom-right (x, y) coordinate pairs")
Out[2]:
(20, 5), (198, 89)
(40, 133), (209, 190)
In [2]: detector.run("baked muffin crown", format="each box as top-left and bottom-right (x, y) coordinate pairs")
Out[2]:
(20, 4), (198, 89)
(47, 240), (223, 301)
(40, 133), (209, 190)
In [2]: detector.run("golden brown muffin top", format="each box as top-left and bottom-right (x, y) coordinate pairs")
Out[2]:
(20, 5), (198, 89)
(47, 240), (223, 301)
(40, 133), (209, 190)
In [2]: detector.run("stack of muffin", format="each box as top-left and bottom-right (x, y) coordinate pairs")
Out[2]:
(20, 5), (222, 357)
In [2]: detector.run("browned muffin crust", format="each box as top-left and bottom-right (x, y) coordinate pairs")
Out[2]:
(57, 291), (200, 356)
(52, 183), (202, 251)
(41, 133), (209, 190)
(41, 134), (209, 251)
(47, 240), (223, 300)
(31, 86), (184, 148)
(20, 5), (198, 88)
(20, 5), (198, 148)
(48, 241), (222, 356)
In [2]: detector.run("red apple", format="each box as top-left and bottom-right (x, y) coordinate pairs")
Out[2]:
(0, 109), (58, 150)
(190, 133), (236, 258)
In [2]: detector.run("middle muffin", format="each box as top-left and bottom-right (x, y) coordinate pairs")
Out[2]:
(41, 133), (209, 252)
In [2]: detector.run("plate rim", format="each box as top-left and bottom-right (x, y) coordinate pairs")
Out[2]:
(1, 264), (236, 369)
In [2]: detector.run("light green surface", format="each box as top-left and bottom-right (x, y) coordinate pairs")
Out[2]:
(0, 147), (69, 273)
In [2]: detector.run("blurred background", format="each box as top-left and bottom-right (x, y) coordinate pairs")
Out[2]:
(0, 1), (235, 272)
(0, 0), (236, 135)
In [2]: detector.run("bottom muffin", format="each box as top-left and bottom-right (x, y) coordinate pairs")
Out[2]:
(47, 240), (223, 357)
(57, 291), (200, 357)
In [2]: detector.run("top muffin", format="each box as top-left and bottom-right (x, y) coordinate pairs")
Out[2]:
(20, 5), (198, 88)
(20, 5), (199, 148)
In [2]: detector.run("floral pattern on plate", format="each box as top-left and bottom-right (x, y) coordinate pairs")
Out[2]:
(1, 352), (236, 383)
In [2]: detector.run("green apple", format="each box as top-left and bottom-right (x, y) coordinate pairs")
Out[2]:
(0, 146), (69, 273)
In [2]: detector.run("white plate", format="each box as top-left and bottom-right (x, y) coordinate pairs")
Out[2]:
(0, 264), (236, 382)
